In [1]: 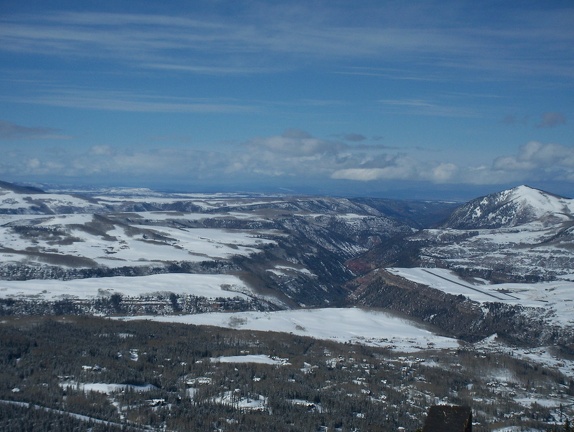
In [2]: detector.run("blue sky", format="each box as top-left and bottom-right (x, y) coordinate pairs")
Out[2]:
(1, 0), (573, 199)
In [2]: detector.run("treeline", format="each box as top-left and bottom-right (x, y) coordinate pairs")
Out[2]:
(0, 259), (240, 281)
(0, 292), (268, 316)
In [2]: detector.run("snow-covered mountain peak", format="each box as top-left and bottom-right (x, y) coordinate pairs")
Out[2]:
(505, 185), (571, 212)
(445, 185), (574, 229)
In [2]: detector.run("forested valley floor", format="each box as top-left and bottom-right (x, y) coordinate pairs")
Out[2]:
(1, 316), (572, 431)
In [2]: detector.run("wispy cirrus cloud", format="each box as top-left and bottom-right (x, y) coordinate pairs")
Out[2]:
(15, 88), (256, 113)
(3, 11), (448, 66)
(379, 98), (477, 118)
(1, 3), (572, 79)
(0, 120), (69, 140)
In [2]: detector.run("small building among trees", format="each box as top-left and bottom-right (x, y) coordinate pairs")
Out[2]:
(422, 405), (472, 432)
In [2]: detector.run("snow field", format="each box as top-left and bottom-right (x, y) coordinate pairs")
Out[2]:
(132, 225), (275, 259)
(121, 308), (461, 353)
(0, 273), (252, 301)
(211, 354), (289, 365)
(0, 213), (276, 267)
(0, 190), (105, 213)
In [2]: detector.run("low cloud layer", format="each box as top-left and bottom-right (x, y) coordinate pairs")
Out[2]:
(493, 141), (574, 181)
(2, 125), (573, 192)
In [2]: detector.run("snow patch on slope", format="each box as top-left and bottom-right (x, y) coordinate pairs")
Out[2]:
(388, 267), (574, 326)
(121, 308), (461, 352)
(0, 273), (252, 301)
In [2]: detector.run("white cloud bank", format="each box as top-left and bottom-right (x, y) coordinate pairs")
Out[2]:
(2, 127), (573, 191)
(493, 141), (574, 181)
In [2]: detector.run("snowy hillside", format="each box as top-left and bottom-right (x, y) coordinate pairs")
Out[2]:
(123, 307), (461, 352)
(388, 267), (574, 327)
(0, 185), (104, 215)
(0, 273), (253, 302)
(444, 185), (574, 229)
